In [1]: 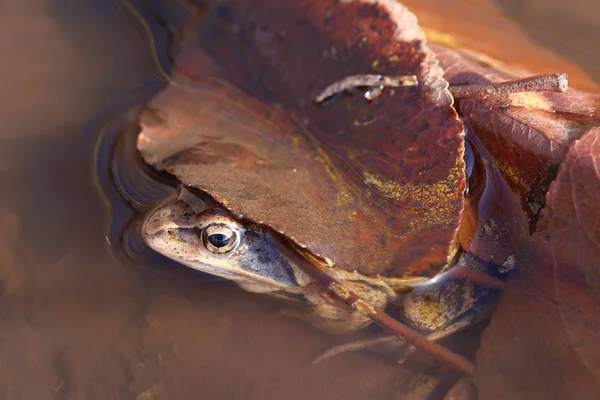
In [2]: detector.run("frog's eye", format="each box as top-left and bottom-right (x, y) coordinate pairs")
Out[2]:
(201, 224), (241, 254)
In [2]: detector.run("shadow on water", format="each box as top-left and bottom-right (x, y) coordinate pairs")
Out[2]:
(0, 0), (598, 399)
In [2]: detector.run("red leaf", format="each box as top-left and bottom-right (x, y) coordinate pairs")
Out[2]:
(475, 128), (600, 399)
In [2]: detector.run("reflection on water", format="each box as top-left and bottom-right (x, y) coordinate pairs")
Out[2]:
(0, 0), (598, 399)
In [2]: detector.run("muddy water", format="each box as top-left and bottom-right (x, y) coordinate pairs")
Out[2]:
(0, 1), (598, 399)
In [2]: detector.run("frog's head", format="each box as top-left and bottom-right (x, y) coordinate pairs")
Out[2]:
(142, 187), (309, 293)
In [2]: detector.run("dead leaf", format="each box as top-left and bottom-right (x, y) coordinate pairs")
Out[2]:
(428, 45), (600, 257)
(474, 128), (600, 400)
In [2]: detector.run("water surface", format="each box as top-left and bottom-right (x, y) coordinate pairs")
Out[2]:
(1, 1), (598, 399)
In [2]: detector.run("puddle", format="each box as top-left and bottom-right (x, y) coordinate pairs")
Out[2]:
(1, 1), (598, 399)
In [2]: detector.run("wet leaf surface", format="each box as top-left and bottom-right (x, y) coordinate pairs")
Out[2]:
(138, 0), (466, 278)
(427, 38), (600, 398)
(363, 46), (598, 276)
(474, 128), (600, 399)
(433, 44), (600, 209)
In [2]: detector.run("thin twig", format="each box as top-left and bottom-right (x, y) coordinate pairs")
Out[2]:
(314, 74), (418, 103)
(449, 73), (568, 99)
(293, 255), (476, 375)
(314, 72), (568, 104)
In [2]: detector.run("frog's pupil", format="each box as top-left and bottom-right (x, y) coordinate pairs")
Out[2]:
(208, 233), (231, 248)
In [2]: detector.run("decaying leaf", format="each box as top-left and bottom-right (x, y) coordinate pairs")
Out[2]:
(138, 0), (466, 278)
(424, 36), (600, 398)
(425, 44), (600, 270)
(434, 44), (600, 206)
(474, 128), (600, 399)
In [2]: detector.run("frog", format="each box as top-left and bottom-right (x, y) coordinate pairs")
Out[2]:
(131, 0), (517, 364)
(142, 184), (504, 355)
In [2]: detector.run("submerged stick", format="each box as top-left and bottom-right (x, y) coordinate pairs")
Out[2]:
(324, 278), (475, 375)
(290, 251), (476, 375)
(449, 73), (568, 98)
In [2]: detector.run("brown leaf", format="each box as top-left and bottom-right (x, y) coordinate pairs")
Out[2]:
(432, 44), (600, 238)
(138, 0), (465, 278)
(474, 128), (600, 400)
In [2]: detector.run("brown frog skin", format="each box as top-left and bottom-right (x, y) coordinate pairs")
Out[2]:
(142, 186), (503, 344)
